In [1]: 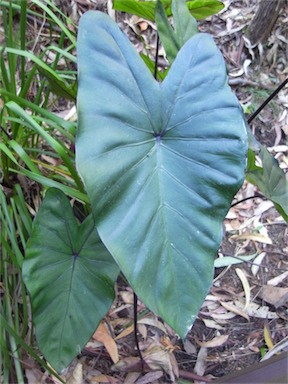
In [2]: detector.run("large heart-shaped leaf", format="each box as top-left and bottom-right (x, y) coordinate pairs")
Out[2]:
(22, 188), (119, 372)
(76, 11), (247, 338)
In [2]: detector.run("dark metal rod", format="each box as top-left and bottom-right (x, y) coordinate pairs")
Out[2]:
(247, 77), (288, 124)
(133, 292), (144, 370)
(153, 33), (160, 80)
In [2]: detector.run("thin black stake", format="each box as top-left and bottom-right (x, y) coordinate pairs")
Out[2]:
(0, 125), (12, 140)
(153, 33), (160, 81)
(133, 292), (144, 370)
(247, 77), (288, 124)
(230, 192), (265, 208)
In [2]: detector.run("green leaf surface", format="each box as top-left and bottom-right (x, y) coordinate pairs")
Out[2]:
(184, 0), (224, 19)
(172, 0), (198, 45)
(4, 48), (76, 100)
(0, 314), (64, 383)
(5, 101), (83, 192)
(22, 188), (119, 372)
(246, 144), (288, 222)
(155, 0), (181, 63)
(214, 253), (257, 268)
(140, 53), (168, 81)
(113, 0), (171, 21)
(76, 11), (247, 338)
(113, 0), (224, 21)
(37, 65), (76, 101)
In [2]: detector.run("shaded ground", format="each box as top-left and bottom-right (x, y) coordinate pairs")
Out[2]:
(15, 0), (288, 383)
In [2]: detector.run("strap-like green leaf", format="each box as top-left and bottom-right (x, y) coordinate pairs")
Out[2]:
(172, 0), (198, 46)
(155, 0), (181, 63)
(76, 11), (247, 338)
(22, 188), (119, 371)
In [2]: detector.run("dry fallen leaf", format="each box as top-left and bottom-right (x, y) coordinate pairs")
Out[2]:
(138, 324), (147, 340)
(66, 362), (83, 384)
(135, 371), (163, 384)
(220, 301), (250, 321)
(210, 311), (237, 320)
(93, 322), (119, 363)
(123, 372), (141, 384)
(25, 369), (42, 384)
(251, 252), (266, 276)
(263, 322), (274, 350)
(112, 342), (178, 381)
(183, 339), (197, 354)
(231, 233), (272, 244)
(236, 268), (251, 308)
(254, 200), (274, 215)
(202, 318), (224, 330)
(138, 316), (168, 334)
(268, 271), (288, 286)
(114, 324), (134, 340)
(259, 285), (288, 308)
(194, 345), (207, 376)
(90, 373), (120, 383)
(112, 357), (145, 373)
(195, 334), (229, 348)
(235, 300), (279, 319)
(143, 345), (179, 382)
(120, 290), (134, 304)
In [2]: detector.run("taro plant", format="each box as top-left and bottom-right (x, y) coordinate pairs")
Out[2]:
(22, 0), (287, 373)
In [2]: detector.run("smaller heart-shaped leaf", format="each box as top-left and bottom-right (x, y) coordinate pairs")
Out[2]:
(247, 144), (288, 222)
(22, 188), (119, 372)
